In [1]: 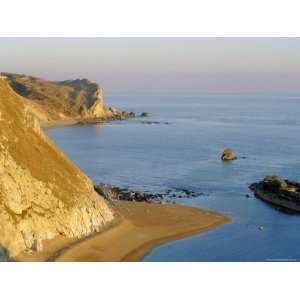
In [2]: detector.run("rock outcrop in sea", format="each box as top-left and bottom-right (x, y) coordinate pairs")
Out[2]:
(2, 73), (136, 125)
(0, 78), (115, 257)
(141, 112), (152, 117)
(249, 176), (300, 213)
(221, 148), (237, 161)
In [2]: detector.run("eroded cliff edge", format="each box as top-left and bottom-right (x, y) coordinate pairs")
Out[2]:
(2, 73), (126, 125)
(0, 79), (115, 257)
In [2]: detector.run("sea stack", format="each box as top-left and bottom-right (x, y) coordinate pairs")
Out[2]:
(221, 148), (237, 161)
(0, 78), (115, 257)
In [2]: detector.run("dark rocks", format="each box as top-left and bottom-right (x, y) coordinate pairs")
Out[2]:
(120, 111), (136, 119)
(108, 106), (118, 114)
(249, 176), (300, 213)
(106, 107), (136, 121)
(94, 184), (203, 204)
(140, 121), (170, 125)
(141, 112), (152, 117)
(95, 184), (154, 203)
(221, 148), (237, 161)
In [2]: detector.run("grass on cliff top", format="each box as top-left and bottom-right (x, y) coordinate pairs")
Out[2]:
(0, 80), (92, 205)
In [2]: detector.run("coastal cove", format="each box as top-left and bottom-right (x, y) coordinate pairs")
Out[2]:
(18, 201), (228, 262)
(0, 75), (229, 262)
(47, 94), (300, 261)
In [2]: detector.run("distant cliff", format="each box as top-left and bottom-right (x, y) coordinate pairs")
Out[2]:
(2, 73), (123, 125)
(0, 78), (115, 257)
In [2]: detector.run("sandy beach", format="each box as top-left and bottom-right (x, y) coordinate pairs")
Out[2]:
(17, 201), (229, 262)
(40, 118), (81, 129)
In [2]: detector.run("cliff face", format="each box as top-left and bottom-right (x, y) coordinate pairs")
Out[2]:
(3, 73), (110, 123)
(0, 79), (115, 257)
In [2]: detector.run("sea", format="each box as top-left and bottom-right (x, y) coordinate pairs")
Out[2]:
(46, 94), (300, 261)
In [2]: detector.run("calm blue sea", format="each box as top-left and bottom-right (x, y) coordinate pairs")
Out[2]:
(47, 94), (300, 261)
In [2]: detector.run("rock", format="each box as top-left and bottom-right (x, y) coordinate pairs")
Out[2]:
(128, 192), (135, 200)
(0, 244), (10, 262)
(95, 184), (155, 203)
(141, 112), (152, 117)
(221, 148), (237, 161)
(31, 239), (43, 252)
(0, 80), (115, 257)
(263, 176), (296, 192)
(95, 184), (204, 204)
(140, 121), (170, 125)
(249, 176), (300, 213)
(108, 106), (118, 115)
(94, 183), (120, 201)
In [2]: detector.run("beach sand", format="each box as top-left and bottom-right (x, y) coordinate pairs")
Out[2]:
(40, 118), (80, 129)
(17, 201), (229, 262)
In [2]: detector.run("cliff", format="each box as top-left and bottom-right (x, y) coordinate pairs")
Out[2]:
(2, 73), (120, 124)
(0, 78), (115, 257)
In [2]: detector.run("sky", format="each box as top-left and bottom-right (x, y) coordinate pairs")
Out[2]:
(1, 37), (300, 95)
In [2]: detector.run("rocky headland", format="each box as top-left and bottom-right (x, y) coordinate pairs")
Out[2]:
(2, 73), (142, 127)
(249, 176), (300, 213)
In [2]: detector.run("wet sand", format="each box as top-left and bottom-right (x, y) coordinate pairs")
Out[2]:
(18, 201), (229, 262)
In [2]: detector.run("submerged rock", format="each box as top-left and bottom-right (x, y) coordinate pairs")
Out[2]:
(221, 148), (237, 161)
(141, 112), (152, 117)
(140, 121), (170, 125)
(249, 176), (300, 213)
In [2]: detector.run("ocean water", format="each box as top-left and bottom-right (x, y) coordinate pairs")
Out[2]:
(47, 94), (300, 262)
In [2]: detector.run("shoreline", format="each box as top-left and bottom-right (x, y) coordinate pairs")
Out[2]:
(41, 117), (108, 129)
(17, 201), (230, 262)
(25, 114), (231, 262)
(41, 113), (142, 129)
(41, 118), (80, 129)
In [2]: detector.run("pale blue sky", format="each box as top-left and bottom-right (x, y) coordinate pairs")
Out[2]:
(1, 38), (300, 95)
